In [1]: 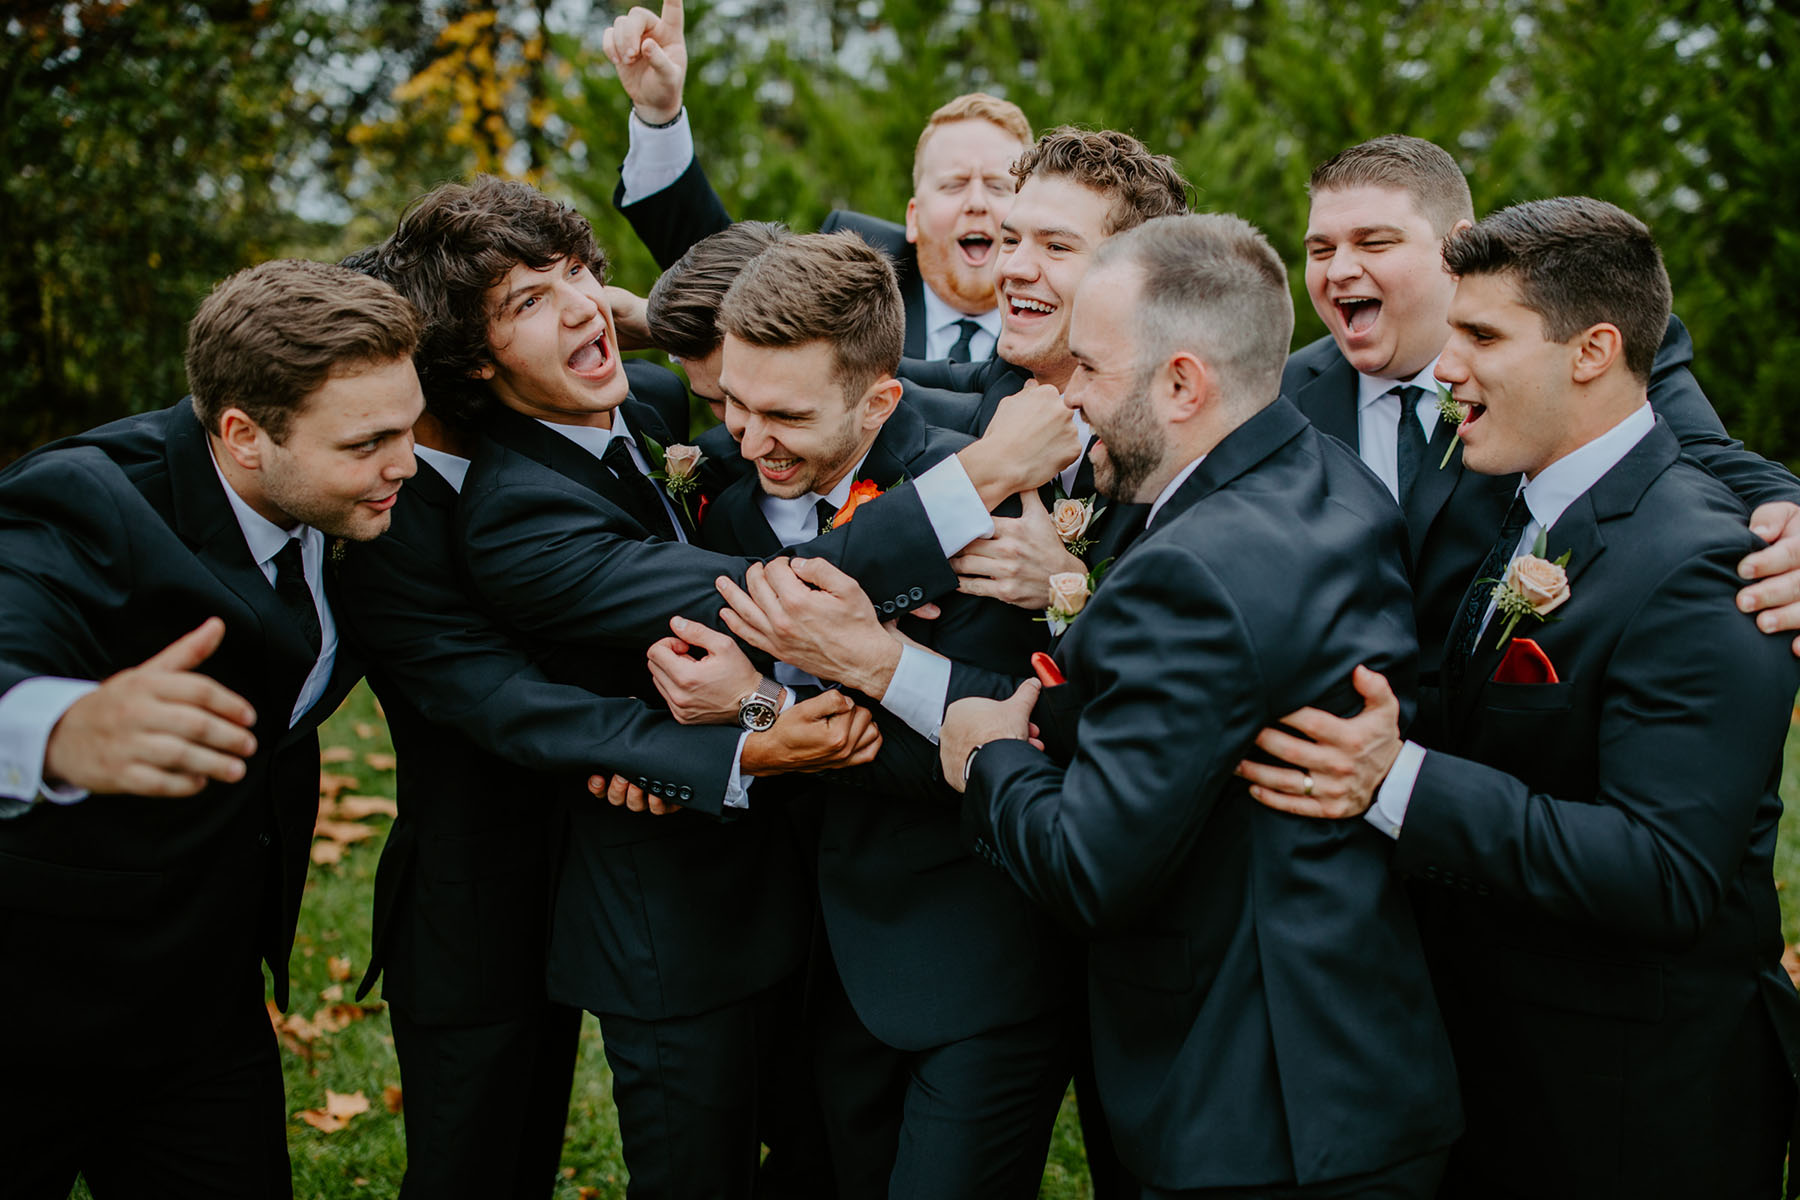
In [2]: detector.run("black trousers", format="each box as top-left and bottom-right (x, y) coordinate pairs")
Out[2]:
(388, 999), (582, 1199)
(812, 960), (1074, 1200)
(598, 983), (792, 1200)
(1145, 1148), (1450, 1200)
(0, 979), (291, 1200)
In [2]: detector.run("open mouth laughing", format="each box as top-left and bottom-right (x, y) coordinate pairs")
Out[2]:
(957, 232), (995, 267)
(1335, 296), (1382, 336)
(566, 327), (612, 379)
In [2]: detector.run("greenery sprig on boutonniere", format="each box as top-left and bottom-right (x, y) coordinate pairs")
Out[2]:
(329, 537), (348, 565)
(640, 435), (705, 525)
(1482, 529), (1571, 650)
(1436, 385), (1468, 469)
(1050, 485), (1106, 557)
(1040, 557), (1113, 636)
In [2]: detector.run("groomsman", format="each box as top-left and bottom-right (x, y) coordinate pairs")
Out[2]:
(605, 0), (1027, 362)
(380, 175), (1076, 1199)
(941, 213), (1463, 1197)
(686, 231), (1076, 1198)
(0, 261), (423, 1196)
(1241, 197), (1800, 1198)
(1288, 134), (1800, 729)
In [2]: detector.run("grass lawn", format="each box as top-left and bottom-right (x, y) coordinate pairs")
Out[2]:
(71, 686), (1800, 1198)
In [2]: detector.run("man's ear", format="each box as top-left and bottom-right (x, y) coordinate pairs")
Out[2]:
(1164, 352), (1212, 423)
(215, 407), (268, 470)
(861, 376), (904, 430)
(469, 362), (495, 381)
(904, 196), (921, 246)
(1570, 323), (1624, 384)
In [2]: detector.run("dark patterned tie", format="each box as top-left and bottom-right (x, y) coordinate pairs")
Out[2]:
(945, 319), (982, 364)
(271, 537), (321, 655)
(1393, 384), (1428, 504)
(814, 498), (838, 538)
(601, 435), (677, 540)
(1443, 491), (1532, 692)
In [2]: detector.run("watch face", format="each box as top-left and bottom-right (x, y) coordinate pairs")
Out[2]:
(739, 700), (778, 732)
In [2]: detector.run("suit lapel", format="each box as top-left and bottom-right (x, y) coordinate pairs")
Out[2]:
(901, 274), (927, 359)
(1149, 397), (1311, 532)
(1290, 353), (1361, 451)
(1404, 419), (1463, 563)
(705, 474), (786, 557)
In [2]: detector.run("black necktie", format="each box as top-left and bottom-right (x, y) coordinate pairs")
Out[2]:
(601, 436), (677, 540)
(814, 498), (837, 538)
(1444, 492), (1532, 690)
(945, 319), (982, 364)
(271, 537), (321, 656)
(1393, 385), (1428, 504)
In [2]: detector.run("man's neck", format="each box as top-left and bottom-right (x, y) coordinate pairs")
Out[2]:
(206, 434), (297, 531)
(811, 431), (883, 499)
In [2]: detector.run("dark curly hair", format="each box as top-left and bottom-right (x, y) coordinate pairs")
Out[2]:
(1011, 127), (1191, 235)
(370, 176), (605, 426)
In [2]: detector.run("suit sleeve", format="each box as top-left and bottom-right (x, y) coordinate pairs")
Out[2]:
(897, 357), (992, 396)
(613, 157), (734, 271)
(334, 518), (741, 815)
(962, 543), (1266, 932)
(1393, 544), (1800, 949)
(1650, 315), (1800, 510)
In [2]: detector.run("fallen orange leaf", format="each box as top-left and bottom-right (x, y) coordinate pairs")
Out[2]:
(337, 795), (398, 820)
(353, 721), (378, 740)
(363, 752), (397, 772)
(320, 746), (355, 764)
(320, 983), (343, 1002)
(318, 771), (359, 800)
(1783, 944), (1800, 988)
(383, 1085), (404, 1113)
(315, 820), (379, 844)
(310, 841), (344, 866)
(327, 956), (354, 983)
(295, 1089), (370, 1133)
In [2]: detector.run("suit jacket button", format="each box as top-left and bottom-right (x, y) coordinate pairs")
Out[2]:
(881, 601), (895, 615)
(894, 594), (910, 609)
(1423, 866), (1440, 880)
(909, 587), (924, 601)
(635, 776), (649, 789)
(257, 832), (272, 848)
(678, 786), (692, 802)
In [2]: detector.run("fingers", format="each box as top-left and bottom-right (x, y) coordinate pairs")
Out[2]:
(148, 670), (257, 732)
(670, 614), (735, 653)
(1016, 487), (1048, 515)
(1748, 501), (1800, 548)
(910, 602), (941, 621)
(786, 554), (856, 595)
(792, 688), (856, 719)
(587, 773), (609, 798)
(1351, 664), (1399, 711)
(646, 637), (688, 672)
(143, 617), (227, 673)
(1005, 677), (1042, 714)
(715, 574), (776, 650)
(658, 0), (685, 37)
(640, 35), (676, 75)
(1250, 723), (1334, 772)
(1243, 784), (1336, 820)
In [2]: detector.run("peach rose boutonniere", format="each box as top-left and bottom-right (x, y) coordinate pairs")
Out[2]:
(1042, 558), (1112, 636)
(1485, 531), (1571, 651)
(642, 436), (705, 525)
(1051, 489), (1107, 557)
(829, 478), (886, 529)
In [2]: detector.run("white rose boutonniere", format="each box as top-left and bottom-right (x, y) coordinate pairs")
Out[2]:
(1485, 531), (1571, 650)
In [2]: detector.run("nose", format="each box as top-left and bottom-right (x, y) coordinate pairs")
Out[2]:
(1325, 248), (1361, 284)
(735, 413), (773, 462)
(1435, 337), (1470, 387)
(962, 179), (988, 214)
(560, 277), (599, 325)
(999, 240), (1038, 284)
(386, 429), (418, 481)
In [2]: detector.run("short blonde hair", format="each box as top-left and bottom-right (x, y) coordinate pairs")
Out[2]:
(912, 93), (1032, 188)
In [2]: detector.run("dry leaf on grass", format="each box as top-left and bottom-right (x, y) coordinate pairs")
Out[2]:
(353, 721), (378, 740)
(295, 1089), (370, 1133)
(327, 956), (354, 983)
(314, 820), (379, 844)
(1783, 944), (1800, 988)
(320, 746), (355, 764)
(320, 984), (343, 1002)
(336, 795), (398, 820)
(383, 1085), (404, 1114)
(318, 771), (359, 801)
(310, 840), (345, 866)
(363, 752), (397, 772)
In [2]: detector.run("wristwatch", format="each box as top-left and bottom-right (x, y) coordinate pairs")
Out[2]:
(736, 676), (783, 732)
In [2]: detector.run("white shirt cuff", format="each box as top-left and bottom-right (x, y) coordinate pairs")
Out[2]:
(0, 677), (99, 804)
(1364, 740), (1426, 839)
(880, 644), (952, 745)
(722, 686), (797, 808)
(620, 108), (696, 206)
(914, 456), (995, 557)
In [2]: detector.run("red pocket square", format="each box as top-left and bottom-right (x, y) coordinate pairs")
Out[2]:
(1492, 637), (1559, 684)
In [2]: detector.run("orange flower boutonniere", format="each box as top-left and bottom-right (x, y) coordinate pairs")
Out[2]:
(830, 479), (884, 529)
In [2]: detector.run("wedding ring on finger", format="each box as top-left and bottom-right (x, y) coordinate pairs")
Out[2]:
(1301, 773), (1315, 798)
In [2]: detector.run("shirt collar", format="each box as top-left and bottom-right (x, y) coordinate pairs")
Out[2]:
(758, 447), (875, 536)
(1356, 355), (1444, 412)
(539, 408), (636, 461)
(1145, 453), (1208, 529)
(1520, 402), (1655, 533)
(921, 284), (1001, 343)
(207, 441), (318, 568)
(415, 444), (471, 493)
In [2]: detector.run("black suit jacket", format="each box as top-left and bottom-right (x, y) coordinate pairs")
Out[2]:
(1281, 315), (1800, 745)
(616, 158), (935, 358)
(332, 455), (743, 1025)
(697, 401), (1075, 1050)
(0, 401), (359, 1040)
(1395, 418), (1800, 1196)
(963, 398), (1462, 1190)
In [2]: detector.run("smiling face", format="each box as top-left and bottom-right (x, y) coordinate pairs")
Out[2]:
(1435, 271), (1587, 480)
(230, 355), (423, 540)
(1064, 263), (1166, 503)
(994, 174), (1116, 389)
(1304, 184), (1459, 381)
(478, 257), (625, 426)
(907, 118), (1025, 316)
(719, 336), (889, 499)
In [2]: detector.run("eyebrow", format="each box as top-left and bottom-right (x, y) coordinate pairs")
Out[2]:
(1305, 224), (1409, 245)
(1001, 219), (1088, 244)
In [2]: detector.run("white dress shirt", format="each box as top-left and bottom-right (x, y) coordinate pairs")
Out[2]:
(1355, 357), (1444, 503)
(619, 108), (698, 206)
(1365, 402), (1656, 839)
(0, 446), (339, 805)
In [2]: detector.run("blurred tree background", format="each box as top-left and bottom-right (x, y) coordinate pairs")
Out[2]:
(4, 0), (1795, 462)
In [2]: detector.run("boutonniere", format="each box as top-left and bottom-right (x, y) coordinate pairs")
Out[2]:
(1484, 530), (1571, 650)
(1050, 487), (1106, 557)
(328, 537), (348, 565)
(640, 435), (705, 525)
(829, 478), (888, 529)
(1041, 557), (1112, 636)
(1435, 385), (1467, 469)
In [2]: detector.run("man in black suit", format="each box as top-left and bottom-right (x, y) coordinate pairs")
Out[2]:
(1287, 135), (1800, 733)
(941, 214), (1463, 1198)
(0, 260), (424, 1197)
(1240, 197), (1800, 1198)
(382, 175), (1076, 1199)
(603, 0), (1027, 363)
(334, 242), (876, 1199)
(670, 232), (1077, 1198)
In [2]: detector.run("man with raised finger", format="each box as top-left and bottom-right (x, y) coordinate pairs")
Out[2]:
(0, 260), (423, 1197)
